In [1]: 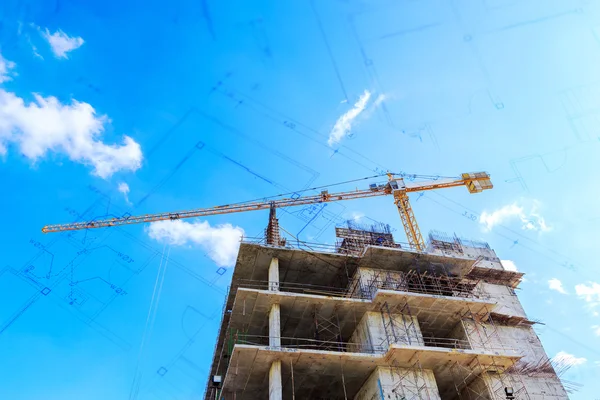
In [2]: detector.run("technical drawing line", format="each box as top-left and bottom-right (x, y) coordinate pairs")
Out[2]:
(216, 87), (388, 173)
(492, 9), (580, 33)
(379, 22), (442, 40)
(297, 203), (327, 238)
(248, 17), (273, 64)
(346, 14), (395, 129)
(181, 305), (210, 339)
(129, 244), (171, 400)
(136, 142), (202, 207)
(309, 0), (348, 102)
(506, 148), (571, 191)
(53, 298), (132, 351)
(193, 107), (320, 185)
(198, 143), (290, 190)
(201, 0), (216, 40)
(222, 154), (274, 185)
(146, 109), (195, 158)
(0, 293), (39, 334)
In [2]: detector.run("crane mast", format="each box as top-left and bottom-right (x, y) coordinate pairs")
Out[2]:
(41, 172), (493, 251)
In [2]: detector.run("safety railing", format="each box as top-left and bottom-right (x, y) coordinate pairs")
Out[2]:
(237, 274), (488, 302)
(421, 336), (471, 350)
(227, 333), (516, 355)
(237, 279), (359, 298)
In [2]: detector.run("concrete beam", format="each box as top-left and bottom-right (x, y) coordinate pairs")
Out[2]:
(269, 303), (281, 347)
(269, 257), (279, 291)
(269, 360), (282, 400)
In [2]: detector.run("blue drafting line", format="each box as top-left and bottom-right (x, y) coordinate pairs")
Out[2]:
(296, 203), (327, 238)
(222, 155), (274, 185)
(136, 144), (201, 207)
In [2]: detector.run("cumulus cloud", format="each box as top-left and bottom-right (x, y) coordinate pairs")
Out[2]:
(147, 220), (244, 267)
(548, 278), (567, 294)
(592, 325), (600, 336)
(0, 89), (143, 177)
(328, 90), (374, 146)
(118, 182), (131, 204)
(479, 201), (550, 232)
(500, 259), (518, 272)
(42, 28), (84, 58)
(575, 281), (600, 304)
(554, 351), (587, 366)
(0, 53), (16, 83)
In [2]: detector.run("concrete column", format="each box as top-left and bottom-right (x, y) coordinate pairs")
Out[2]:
(269, 303), (281, 347)
(269, 360), (282, 400)
(268, 257), (279, 291)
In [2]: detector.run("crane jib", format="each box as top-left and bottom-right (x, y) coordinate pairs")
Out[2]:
(40, 171), (492, 252)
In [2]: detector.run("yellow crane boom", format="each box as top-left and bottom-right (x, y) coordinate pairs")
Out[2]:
(41, 172), (492, 251)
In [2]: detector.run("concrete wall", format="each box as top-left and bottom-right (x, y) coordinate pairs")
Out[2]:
(464, 322), (546, 364)
(478, 282), (527, 319)
(484, 372), (569, 399)
(461, 246), (504, 271)
(459, 371), (568, 400)
(426, 244), (504, 271)
(448, 320), (470, 346)
(348, 311), (424, 353)
(462, 323), (569, 398)
(354, 366), (441, 400)
(459, 375), (492, 400)
(348, 268), (406, 298)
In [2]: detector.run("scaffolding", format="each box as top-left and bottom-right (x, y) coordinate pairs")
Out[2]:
(350, 268), (486, 301)
(335, 223), (401, 255)
(428, 230), (464, 254)
(389, 356), (435, 400)
(465, 266), (523, 289)
(448, 356), (530, 400)
(313, 305), (345, 352)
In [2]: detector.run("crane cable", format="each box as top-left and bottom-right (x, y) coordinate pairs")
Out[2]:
(207, 172), (458, 209)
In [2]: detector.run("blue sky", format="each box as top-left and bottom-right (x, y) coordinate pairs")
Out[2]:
(1, 0), (599, 398)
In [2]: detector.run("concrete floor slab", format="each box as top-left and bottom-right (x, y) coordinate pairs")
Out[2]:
(229, 287), (497, 343)
(221, 344), (522, 399)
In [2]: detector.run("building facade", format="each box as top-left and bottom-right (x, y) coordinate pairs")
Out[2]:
(205, 228), (569, 399)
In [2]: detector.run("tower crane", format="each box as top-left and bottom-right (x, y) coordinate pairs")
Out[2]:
(41, 172), (493, 251)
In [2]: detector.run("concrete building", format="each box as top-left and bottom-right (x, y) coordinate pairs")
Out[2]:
(204, 226), (569, 399)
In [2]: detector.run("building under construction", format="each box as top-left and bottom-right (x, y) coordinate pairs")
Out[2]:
(35, 170), (571, 398)
(204, 224), (570, 399)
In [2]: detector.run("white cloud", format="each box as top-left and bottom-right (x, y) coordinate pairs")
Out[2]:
(328, 90), (372, 146)
(500, 259), (518, 272)
(118, 182), (131, 204)
(147, 220), (244, 267)
(548, 278), (567, 294)
(479, 201), (550, 232)
(0, 53), (16, 83)
(554, 351), (587, 366)
(118, 182), (129, 195)
(350, 211), (365, 221)
(592, 325), (600, 336)
(575, 282), (600, 303)
(42, 28), (84, 58)
(373, 94), (386, 107)
(0, 88), (143, 177)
